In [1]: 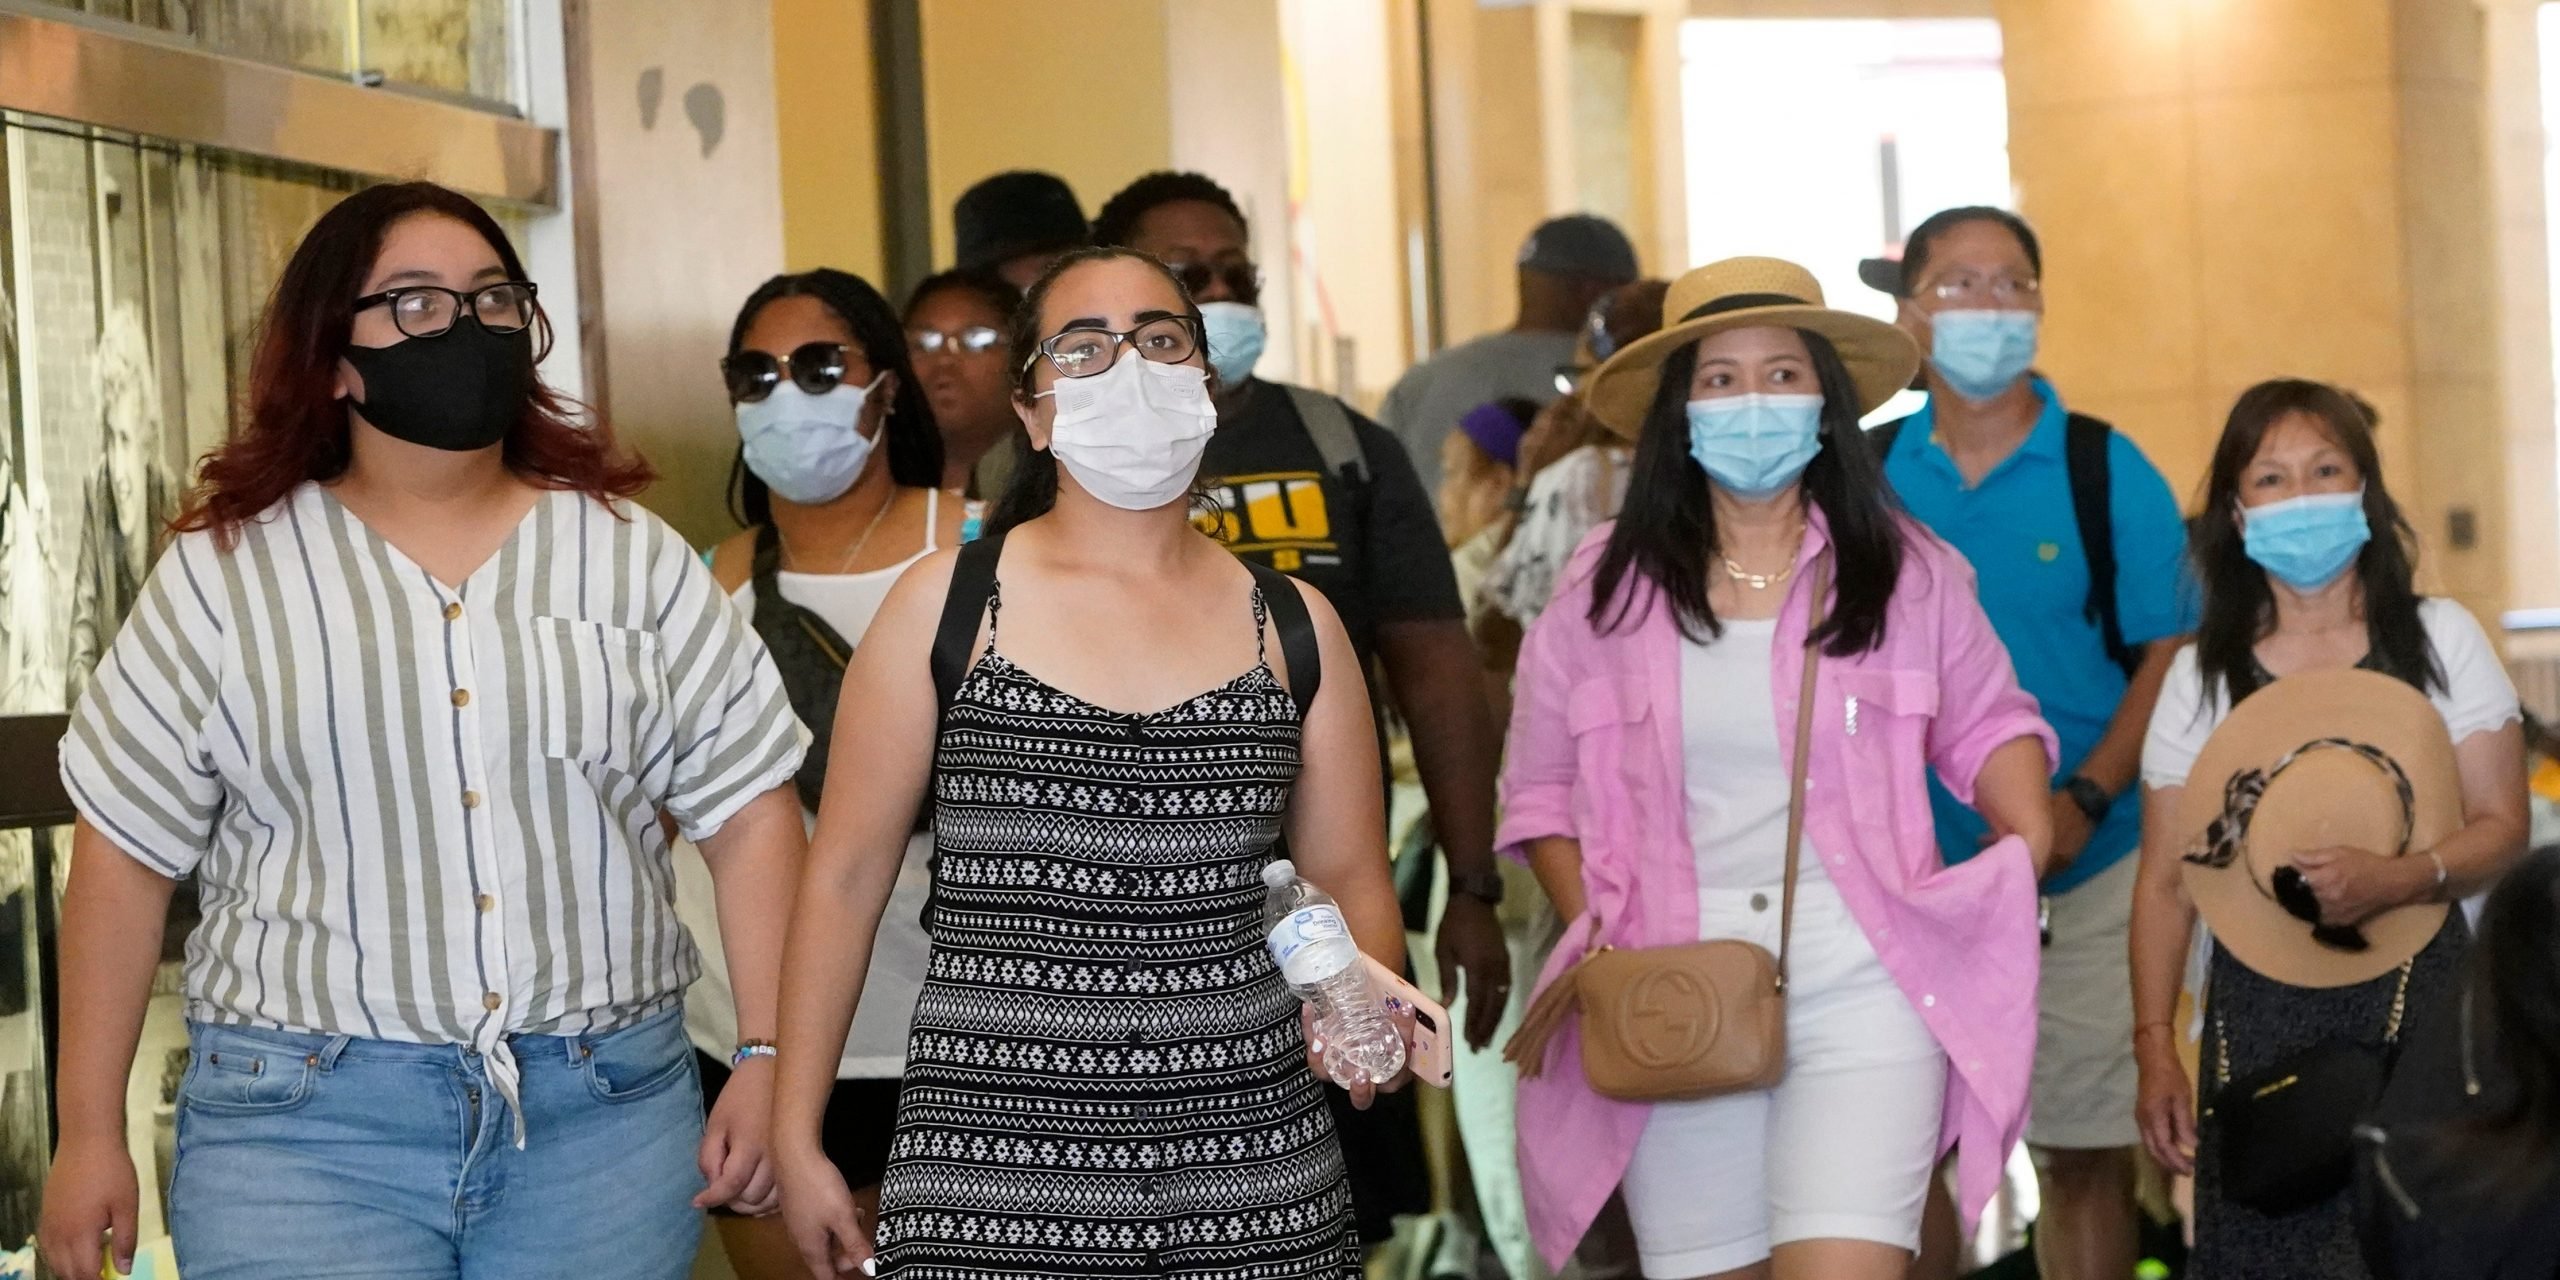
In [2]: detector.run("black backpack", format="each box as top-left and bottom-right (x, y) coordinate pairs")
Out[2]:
(1869, 412), (2141, 679)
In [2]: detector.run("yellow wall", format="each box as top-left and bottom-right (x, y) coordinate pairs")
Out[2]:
(577, 0), (787, 546)
(771, 0), (883, 281)
(918, 0), (1174, 269)
(1997, 0), (2510, 623)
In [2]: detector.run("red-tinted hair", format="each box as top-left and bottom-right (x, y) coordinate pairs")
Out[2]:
(173, 182), (652, 543)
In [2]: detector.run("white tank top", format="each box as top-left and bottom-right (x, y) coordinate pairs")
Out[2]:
(678, 489), (944, 1077)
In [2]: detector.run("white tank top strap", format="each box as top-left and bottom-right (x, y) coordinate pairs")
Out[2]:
(923, 487), (941, 553)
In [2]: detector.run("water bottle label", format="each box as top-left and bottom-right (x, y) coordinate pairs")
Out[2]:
(1266, 905), (1354, 985)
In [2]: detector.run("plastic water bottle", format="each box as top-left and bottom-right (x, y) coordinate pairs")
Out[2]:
(1260, 859), (1406, 1086)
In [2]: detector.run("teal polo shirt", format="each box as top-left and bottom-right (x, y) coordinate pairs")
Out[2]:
(1879, 378), (2198, 895)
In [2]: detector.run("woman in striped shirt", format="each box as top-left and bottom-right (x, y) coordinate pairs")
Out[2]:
(37, 182), (811, 1280)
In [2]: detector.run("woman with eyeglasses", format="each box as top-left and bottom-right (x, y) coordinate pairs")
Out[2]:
(2132, 380), (2527, 1277)
(773, 246), (1411, 1278)
(36, 182), (810, 1280)
(684, 267), (964, 1280)
(903, 268), (1024, 501)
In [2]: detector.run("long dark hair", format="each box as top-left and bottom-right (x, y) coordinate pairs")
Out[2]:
(984, 247), (1206, 536)
(724, 269), (943, 528)
(1588, 330), (1906, 655)
(174, 181), (650, 545)
(2434, 845), (2560, 1205)
(2191, 378), (2437, 707)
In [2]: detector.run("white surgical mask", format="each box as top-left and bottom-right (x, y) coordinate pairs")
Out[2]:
(1038, 349), (1218, 510)
(736, 372), (887, 506)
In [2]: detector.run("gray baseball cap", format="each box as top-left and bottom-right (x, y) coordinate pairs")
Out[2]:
(1517, 214), (1638, 283)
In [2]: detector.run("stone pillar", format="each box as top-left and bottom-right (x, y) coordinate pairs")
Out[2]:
(1997, 0), (2514, 624)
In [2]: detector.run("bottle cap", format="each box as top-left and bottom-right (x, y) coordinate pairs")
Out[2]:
(1261, 859), (1297, 889)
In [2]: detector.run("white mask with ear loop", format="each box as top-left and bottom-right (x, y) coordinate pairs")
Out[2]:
(1037, 349), (1219, 510)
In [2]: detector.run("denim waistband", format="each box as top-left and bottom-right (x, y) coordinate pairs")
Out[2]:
(187, 999), (683, 1069)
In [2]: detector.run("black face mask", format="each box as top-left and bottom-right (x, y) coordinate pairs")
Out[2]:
(343, 317), (536, 452)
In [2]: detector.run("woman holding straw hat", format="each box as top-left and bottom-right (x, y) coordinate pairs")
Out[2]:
(2132, 378), (2528, 1277)
(1497, 257), (2060, 1280)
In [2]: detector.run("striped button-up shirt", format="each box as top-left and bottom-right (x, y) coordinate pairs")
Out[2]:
(61, 483), (808, 1136)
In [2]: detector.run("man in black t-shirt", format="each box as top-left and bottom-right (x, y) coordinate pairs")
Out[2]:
(1096, 171), (1513, 1249)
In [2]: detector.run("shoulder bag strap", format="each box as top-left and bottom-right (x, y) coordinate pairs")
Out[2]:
(930, 532), (1006, 709)
(1245, 562), (1322, 714)
(1775, 555), (1832, 993)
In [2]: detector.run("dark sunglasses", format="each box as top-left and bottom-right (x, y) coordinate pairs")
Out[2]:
(1169, 258), (1260, 304)
(722, 341), (858, 403)
(2270, 866), (2371, 952)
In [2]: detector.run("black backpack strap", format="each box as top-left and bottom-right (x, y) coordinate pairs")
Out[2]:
(1246, 562), (1321, 716)
(2064, 413), (2139, 678)
(1868, 414), (1910, 460)
(931, 532), (1006, 708)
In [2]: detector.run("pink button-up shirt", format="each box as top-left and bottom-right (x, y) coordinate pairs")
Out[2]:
(1498, 514), (2057, 1269)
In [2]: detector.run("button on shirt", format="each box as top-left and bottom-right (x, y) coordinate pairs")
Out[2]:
(1880, 379), (2197, 894)
(60, 485), (809, 1141)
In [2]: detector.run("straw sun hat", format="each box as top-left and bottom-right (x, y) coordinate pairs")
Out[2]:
(2174, 669), (2460, 988)
(1582, 256), (1920, 441)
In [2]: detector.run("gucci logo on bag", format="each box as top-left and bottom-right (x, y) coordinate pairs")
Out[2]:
(1619, 968), (1718, 1067)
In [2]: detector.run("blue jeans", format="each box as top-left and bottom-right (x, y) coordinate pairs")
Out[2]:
(169, 1005), (705, 1279)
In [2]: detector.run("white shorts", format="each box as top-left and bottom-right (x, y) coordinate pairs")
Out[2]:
(1618, 880), (1947, 1277)
(2027, 852), (2140, 1150)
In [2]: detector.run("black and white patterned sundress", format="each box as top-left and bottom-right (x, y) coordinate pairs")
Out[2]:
(873, 574), (1361, 1279)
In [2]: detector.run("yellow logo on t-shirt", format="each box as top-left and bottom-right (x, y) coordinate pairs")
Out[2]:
(2038, 542), (2062, 563)
(1196, 472), (1336, 554)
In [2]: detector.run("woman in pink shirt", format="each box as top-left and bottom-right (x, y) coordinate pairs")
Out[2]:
(1499, 258), (2059, 1280)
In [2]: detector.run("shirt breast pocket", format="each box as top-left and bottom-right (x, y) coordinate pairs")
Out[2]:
(530, 616), (665, 785)
(1831, 666), (1938, 832)
(1566, 675), (1653, 832)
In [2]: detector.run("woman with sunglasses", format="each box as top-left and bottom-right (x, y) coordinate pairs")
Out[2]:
(685, 268), (962, 1280)
(773, 247), (1411, 1278)
(902, 268), (1024, 501)
(2131, 379), (2527, 1277)
(37, 182), (809, 1280)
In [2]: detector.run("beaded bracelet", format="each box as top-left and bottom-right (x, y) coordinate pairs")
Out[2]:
(731, 1039), (778, 1068)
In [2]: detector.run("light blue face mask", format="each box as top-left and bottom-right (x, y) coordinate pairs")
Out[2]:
(1686, 393), (1824, 501)
(1929, 309), (2039, 401)
(1199, 301), (1267, 387)
(736, 372), (885, 506)
(2242, 488), (2370, 590)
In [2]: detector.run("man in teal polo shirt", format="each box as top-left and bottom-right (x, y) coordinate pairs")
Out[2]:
(1873, 207), (2195, 1280)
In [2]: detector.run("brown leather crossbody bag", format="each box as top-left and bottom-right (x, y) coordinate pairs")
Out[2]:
(1504, 559), (1827, 1102)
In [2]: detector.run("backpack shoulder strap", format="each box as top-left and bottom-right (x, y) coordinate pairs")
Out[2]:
(931, 532), (1006, 709)
(1282, 384), (1369, 487)
(1868, 414), (1910, 461)
(1247, 561), (1321, 715)
(2063, 413), (2138, 677)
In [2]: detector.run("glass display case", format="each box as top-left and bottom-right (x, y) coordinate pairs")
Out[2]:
(23, 0), (525, 111)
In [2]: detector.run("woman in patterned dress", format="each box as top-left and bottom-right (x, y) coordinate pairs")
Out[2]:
(774, 247), (1410, 1279)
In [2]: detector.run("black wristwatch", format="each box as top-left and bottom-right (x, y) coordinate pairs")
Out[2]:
(1450, 870), (1506, 906)
(2061, 775), (2112, 825)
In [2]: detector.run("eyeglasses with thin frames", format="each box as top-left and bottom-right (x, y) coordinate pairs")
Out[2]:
(910, 326), (1004, 358)
(1920, 272), (2040, 307)
(1024, 316), (1204, 380)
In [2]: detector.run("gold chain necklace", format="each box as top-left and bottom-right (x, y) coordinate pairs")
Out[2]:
(1720, 556), (1796, 591)
(1720, 525), (1806, 591)
(782, 489), (897, 574)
